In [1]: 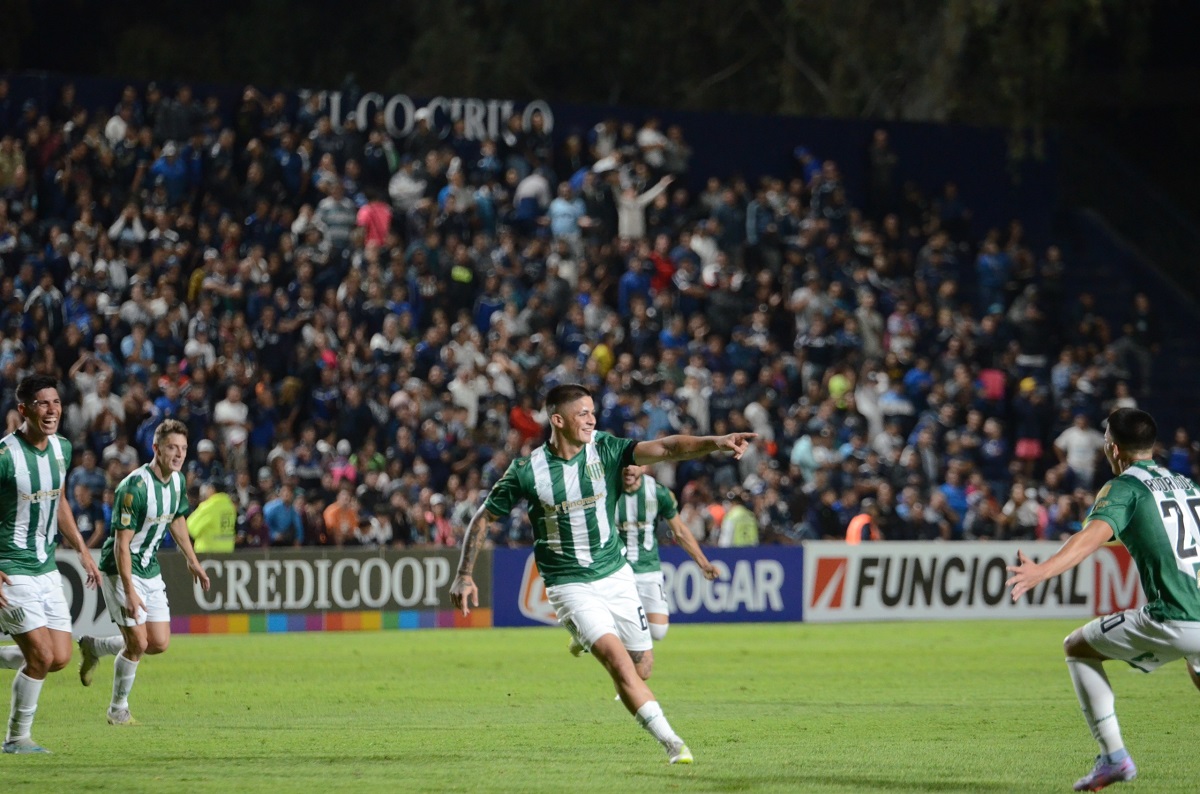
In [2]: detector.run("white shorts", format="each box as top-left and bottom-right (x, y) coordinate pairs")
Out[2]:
(0, 571), (71, 635)
(547, 564), (651, 653)
(101, 573), (170, 627)
(634, 570), (669, 618)
(1082, 607), (1200, 672)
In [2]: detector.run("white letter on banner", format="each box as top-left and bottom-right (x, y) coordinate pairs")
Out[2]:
(196, 560), (223, 609)
(356, 93), (383, 130)
(463, 99), (487, 140)
(755, 560), (785, 611)
(703, 566), (727, 612)
(225, 560), (253, 610)
(393, 557), (423, 607)
(360, 558), (390, 609)
(676, 563), (702, 613)
(283, 560), (313, 610)
(313, 558), (333, 609)
(331, 558), (361, 608)
(728, 560), (755, 611)
(425, 97), (448, 132)
(486, 100), (503, 140)
(328, 92), (343, 128)
(255, 560), (282, 610)
(424, 556), (451, 606)
(384, 94), (415, 138)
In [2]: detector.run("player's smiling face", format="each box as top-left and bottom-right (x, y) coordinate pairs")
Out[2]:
(558, 396), (596, 445)
(22, 388), (61, 436)
(156, 433), (189, 474)
(623, 465), (644, 492)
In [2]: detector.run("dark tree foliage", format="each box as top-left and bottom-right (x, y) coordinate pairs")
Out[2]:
(11, 0), (1149, 133)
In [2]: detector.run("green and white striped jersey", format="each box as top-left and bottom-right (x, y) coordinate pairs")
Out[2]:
(616, 473), (679, 574)
(0, 432), (72, 576)
(485, 431), (635, 587)
(99, 464), (190, 579)
(1087, 460), (1200, 622)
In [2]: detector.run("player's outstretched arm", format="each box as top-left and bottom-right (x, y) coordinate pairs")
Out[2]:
(1006, 519), (1114, 600)
(167, 516), (211, 592)
(633, 433), (757, 466)
(450, 505), (499, 616)
(57, 484), (101, 587)
(666, 514), (718, 580)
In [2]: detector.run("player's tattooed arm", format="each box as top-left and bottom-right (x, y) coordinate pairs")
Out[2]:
(456, 506), (498, 578)
(450, 506), (498, 615)
(456, 506), (499, 582)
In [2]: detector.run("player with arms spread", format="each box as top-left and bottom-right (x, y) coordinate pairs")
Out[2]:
(614, 464), (717, 659)
(450, 384), (754, 764)
(77, 419), (210, 726)
(1007, 407), (1200, 791)
(0, 375), (102, 754)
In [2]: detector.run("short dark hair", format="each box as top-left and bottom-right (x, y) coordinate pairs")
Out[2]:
(16, 375), (59, 406)
(1107, 407), (1157, 452)
(545, 384), (591, 415)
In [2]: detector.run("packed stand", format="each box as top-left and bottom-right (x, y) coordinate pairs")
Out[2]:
(0, 75), (1184, 552)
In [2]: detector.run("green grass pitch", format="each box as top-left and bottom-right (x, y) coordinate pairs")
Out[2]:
(1, 620), (1194, 792)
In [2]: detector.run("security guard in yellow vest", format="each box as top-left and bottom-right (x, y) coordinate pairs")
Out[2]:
(187, 481), (237, 553)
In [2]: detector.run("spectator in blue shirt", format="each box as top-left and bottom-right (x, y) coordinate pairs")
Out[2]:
(975, 238), (1011, 315)
(263, 484), (304, 546)
(149, 141), (189, 206)
(546, 182), (587, 242)
(617, 256), (650, 318)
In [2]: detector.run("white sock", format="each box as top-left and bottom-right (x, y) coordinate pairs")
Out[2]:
(92, 636), (126, 657)
(635, 700), (681, 746)
(7, 671), (43, 742)
(0, 645), (24, 670)
(649, 623), (669, 642)
(1066, 656), (1126, 756)
(110, 652), (139, 711)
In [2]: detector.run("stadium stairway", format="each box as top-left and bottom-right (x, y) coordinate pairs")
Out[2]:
(1053, 207), (1200, 436)
(1055, 129), (1200, 436)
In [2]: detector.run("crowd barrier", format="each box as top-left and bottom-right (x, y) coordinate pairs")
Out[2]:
(3, 542), (1146, 639)
(1, 548), (492, 639)
(803, 541), (1134, 622)
(491, 546), (806, 627)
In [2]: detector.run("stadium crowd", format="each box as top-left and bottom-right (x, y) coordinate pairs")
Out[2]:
(0, 75), (1187, 552)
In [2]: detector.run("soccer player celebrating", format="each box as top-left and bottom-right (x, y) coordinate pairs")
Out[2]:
(1007, 408), (1200, 791)
(0, 375), (102, 754)
(450, 383), (754, 765)
(612, 464), (718, 663)
(77, 419), (210, 725)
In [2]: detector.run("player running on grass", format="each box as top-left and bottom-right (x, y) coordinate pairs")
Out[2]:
(77, 419), (210, 726)
(1007, 407), (1200, 791)
(450, 383), (753, 765)
(0, 375), (102, 754)
(605, 464), (717, 660)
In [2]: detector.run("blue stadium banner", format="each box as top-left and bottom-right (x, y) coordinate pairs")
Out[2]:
(491, 546), (805, 628)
